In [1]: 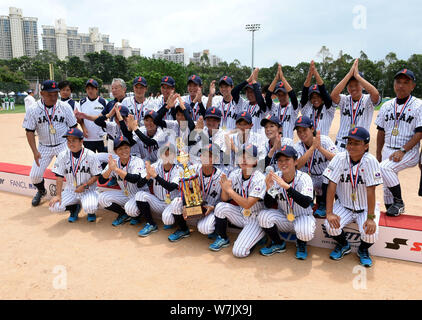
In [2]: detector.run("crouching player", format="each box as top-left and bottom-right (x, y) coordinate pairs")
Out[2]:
(258, 145), (316, 260)
(323, 127), (382, 267)
(163, 143), (223, 242)
(210, 144), (266, 258)
(49, 128), (102, 222)
(98, 136), (147, 226)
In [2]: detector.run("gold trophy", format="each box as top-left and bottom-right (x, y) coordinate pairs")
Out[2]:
(176, 137), (204, 218)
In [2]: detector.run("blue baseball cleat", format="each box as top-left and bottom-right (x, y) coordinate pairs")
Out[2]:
(138, 223), (158, 237)
(295, 241), (308, 260)
(168, 229), (191, 242)
(112, 213), (130, 226)
(87, 213), (96, 222)
(314, 204), (326, 218)
(207, 232), (217, 240)
(260, 241), (286, 256)
(163, 224), (174, 230)
(209, 236), (230, 252)
(130, 217), (141, 225)
(357, 248), (373, 267)
(68, 204), (81, 223)
(330, 242), (351, 260)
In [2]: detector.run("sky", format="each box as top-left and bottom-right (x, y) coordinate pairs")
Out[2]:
(1, 0), (421, 67)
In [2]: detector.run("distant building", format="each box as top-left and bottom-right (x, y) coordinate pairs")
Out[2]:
(152, 47), (185, 65)
(41, 20), (141, 60)
(0, 7), (39, 60)
(190, 49), (222, 67)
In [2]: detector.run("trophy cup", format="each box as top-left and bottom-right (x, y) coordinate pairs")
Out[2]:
(176, 137), (204, 218)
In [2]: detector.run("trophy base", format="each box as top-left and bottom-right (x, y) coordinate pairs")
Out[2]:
(185, 205), (204, 218)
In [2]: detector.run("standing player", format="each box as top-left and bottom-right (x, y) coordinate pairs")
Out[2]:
(182, 75), (208, 121)
(293, 116), (337, 217)
(22, 80), (78, 206)
(58, 80), (79, 111)
(299, 61), (335, 136)
(9, 95), (15, 110)
(207, 76), (242, 131)
(122, 76), (154, 124)
(98, 136), (148, 226)
(266, 64), (299, 139)
(152, 76), (177, 120)
(4, 95), (9, 110)
(258, 145), (316, 259)
(163, 144), (223, 242)
(324, 127), (382, 267)
(77, 79), (107, 153)
(376, 69), (422, 216)
(210, 144), (266, 258)
(49, 128), (102, 222)
(133, 144), (183, 237)
(331, 59), (381, 151)
(24, 89), (36, 112)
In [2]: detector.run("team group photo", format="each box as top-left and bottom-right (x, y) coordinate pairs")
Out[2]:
(1, 0), (422, 303)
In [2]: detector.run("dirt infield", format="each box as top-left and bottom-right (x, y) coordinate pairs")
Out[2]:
(0, 112), (421, 300)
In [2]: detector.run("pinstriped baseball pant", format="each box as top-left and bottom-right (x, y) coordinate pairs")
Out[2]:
(98, 190), (139, 216)
(323, 200), (379, 243)
(258, 209), (316, 242)
(135, 191), (173, 221)
(49, 189), (98, 214)
(214, 202), (265, 258)
(30, 143), (67, 184)
(380, 146), (419, 204)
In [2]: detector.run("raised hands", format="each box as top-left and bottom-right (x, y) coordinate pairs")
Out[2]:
(108, 154), (117, 171)
(127, 114), (138, 131)
(219, 173), (233, 192)
(195, 116), (204, 130)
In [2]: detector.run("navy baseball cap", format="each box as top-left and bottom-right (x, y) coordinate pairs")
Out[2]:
(347, 72), (364, 85)
(161, 76), (175, 87)
(245, 82), (261, 90)
(261, 114), (281, 127)
(41, 80), (60, 92)
(242, 144), (258, 158)
(274, 81), (287, 94)
(133, 76), (147, 87)
(113, 136), (131, 150)
(175, 104), (192, 115)
(204, 107), (222, 119)
(219, 76), (234, 86)
(308, 84), (321, 97)
(394, 68), (416, 82)
(294, 116), (313, 129)
(143, 109), (158, 121)
(200, 143), (221, 157)
(115, 105), (130, 117)
(63, 128), (84, 139)
(275, 145), (298, 160)
(236, 111), (252, 124)
(86, 79), (99, 88)
(343, 126), (370, 144)
(187, 75), (202, 86)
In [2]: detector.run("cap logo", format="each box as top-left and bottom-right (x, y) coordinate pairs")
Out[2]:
(351, 128), (358, 134)
(297, 116), (303, 123)
(69, 129), (74, 134)
(90, 79), (93, 83)
(149, 110), (154, 115)
(312, 85), (317, 90)
(164, 77), (168, 82)
(52, 83), (56, 88)
(211, 108), (216, 114)
(192, 75), (196, 80)
(403, 69), (407, 73)
(246, 144), (252, 150)
(119, 136), (123, 141)
(279, 82), (284, 87)
(248, 82), (253, 86)
(223, 76), (227, 81)
(266, 114), (271, 119)
(138, 77), (142, 82)
(241, 112), (246, 116)
(281, 145), (287, 151)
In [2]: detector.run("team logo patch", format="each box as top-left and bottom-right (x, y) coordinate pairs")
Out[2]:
(375, 172), (381, 178)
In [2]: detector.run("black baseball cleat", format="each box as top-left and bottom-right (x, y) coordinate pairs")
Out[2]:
(32, 190), (47, 206)
(386, 200), (405, 217)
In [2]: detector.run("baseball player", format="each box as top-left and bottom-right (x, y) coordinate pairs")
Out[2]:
(324, 127), (382, 267)
(293, 116), (337, 217)
(261, 114), (294, 170)
(133, 143), (183, 237)
(5, 95), (9, 110)
(22, 80), (78, 206)
(266, 64), (299, 139)
(163, 144), (223, 242)
(9, 95), (15, 110)
(24, 90), (36, 112)
(206, 76), (242, 131)
(375, 69), (422, 216)
(1, 95), (4, 110)
(49, 128), (102, 222)
(299, 61), (335, 136)
(101, 78), (127, 115)
(58, 80), (79, 111)
(232, 68), (268, 134)
(182, 75), (208, 121)
(210, 144), (266, 258)
(77, 79), (107, 153)
(151, 76), (177, 120)
(258, 145), (316, 259)
(122, 76), (154, 124)
(126, 111), (168, 164)
(98, 136), (148, 226)
(331, 59), (381, 151)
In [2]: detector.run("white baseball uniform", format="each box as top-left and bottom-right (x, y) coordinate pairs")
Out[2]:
(24, 95), (36, 112)
(22, 100), (77, 184)
(300, 102), (336, 136)
(335, 93), (381, 151)
(264, 137), (294, 170)
(209, 96), (243, 130)
(131, 126), (168, 163)
(271, 102), (299, 139)
(50, 148), (102, 215)
(375, 96), (422, 204)
(323, 151), (383, 243)
(77, 97), (107, 142)
(214, 168), (266, 258)
(258, 170), (316, 242)
(182, 94), (208, 122)
(121, 96), (155, 124)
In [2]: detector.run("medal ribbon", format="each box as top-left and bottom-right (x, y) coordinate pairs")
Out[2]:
(281, 171), (296, 212)
(134, 98), (144, 121)
(302, 143), (315, 175)
(393, 95), (412, 128)
(200, 168), (215, 200)
(44, 102), (57, 129)
(312, 109), (320, 129)
(348, 156), (363, 195)
(221, 100), (232, 127)
(118, 156), (131, 191)
(240, 173), (254, 199)
(189, 95), (199, 120)
(247, 103), (257, 115)
(70, 148), (84, 186)
(162, 164), (173, 197)
(349, 95), (363, 127)
(279, 105), (289, 124)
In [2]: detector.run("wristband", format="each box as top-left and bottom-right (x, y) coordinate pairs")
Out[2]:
(367, 214), (376, 220)
(84, 183), (89, 190)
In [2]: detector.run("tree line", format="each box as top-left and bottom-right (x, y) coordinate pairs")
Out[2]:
(0, 46), (421, 98)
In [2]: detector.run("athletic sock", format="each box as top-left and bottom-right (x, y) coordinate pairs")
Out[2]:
(359, 240), (373, 251)
(65, 204), (78, 212)
(215, 217), (228, 239)
(388, 185), (402, 202)
(105, 202), (126, 215)
(333, 231), (348, 247)
(136, 201), (156, 226)
(264, 225), (284, 245)
(34, 180), (46, 192)
(173, 214), (189, 232)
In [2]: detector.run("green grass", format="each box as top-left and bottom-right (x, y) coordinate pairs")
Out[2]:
(0, 104), (25, 114)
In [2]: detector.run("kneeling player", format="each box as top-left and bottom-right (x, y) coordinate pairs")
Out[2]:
(49, 128), (102, 222)
(163, 144), (223, 242)
(98, 136), (147, 226)
(323, 127), (382, 267)
(210, 144), (266, 258)
(258, 145), (316, 260)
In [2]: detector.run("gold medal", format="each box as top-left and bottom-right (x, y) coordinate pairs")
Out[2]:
(351, 192), (357, 202)
(49, 125), (56, 135)
(351, 124), (356, 129)
(287, 211), (295, 222)
(222, 125), (227, 130)
(73, 180), (77, 187)
(165, 194), (171, 204)
(243, 208), (251, 217)
(124, 189), (129, 197)
(392, 127), (399, 136)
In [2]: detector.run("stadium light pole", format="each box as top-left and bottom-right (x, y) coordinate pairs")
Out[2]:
(245, 24), (261, 70)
